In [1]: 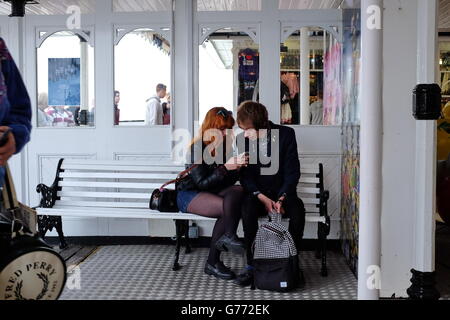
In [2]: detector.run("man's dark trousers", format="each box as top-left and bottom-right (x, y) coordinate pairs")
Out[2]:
(241, 193), (306, 265)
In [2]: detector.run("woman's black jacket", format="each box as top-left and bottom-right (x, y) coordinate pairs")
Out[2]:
(176, 142), (239, 194)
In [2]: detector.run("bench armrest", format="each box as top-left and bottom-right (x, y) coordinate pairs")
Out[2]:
(36, 183), (58, 209)
(36, 158), (64, 209)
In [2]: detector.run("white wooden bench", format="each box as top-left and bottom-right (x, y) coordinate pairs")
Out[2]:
(36, 159), (330, 276)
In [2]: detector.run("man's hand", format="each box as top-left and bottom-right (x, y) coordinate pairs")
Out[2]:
(0, 127), (16, 167)
(274, 196), (286, 215)
(274, 201), (285, 215)
(257, 194), (277, 214)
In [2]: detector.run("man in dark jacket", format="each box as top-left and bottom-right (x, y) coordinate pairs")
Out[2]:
(235, 101), (305, 287)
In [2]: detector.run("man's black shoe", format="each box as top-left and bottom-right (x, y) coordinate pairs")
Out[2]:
(204, 261), (236, 280)
(234, 268), (254, 287)
(215, 234), (246, 255)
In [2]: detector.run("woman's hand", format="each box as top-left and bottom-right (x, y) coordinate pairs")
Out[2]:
(257, 194), (277, 214)
(0, 127), (16, 167)
(224, 153), (249, 171)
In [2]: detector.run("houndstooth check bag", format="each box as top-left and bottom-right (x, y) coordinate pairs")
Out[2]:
(252, 212), (300, 292)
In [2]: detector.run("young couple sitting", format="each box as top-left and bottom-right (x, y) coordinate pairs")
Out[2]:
(176, 101), (306, 287)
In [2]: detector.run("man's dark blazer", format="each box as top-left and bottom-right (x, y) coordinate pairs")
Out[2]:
(238, 121), (301, 200)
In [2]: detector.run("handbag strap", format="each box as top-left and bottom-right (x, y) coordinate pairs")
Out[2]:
(268, 211), (282, 224)
(159, 164), (199, 191)
(2, 164), (19, 211)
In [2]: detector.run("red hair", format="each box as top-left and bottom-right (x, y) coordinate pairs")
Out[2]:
(190, 107), (235, 154)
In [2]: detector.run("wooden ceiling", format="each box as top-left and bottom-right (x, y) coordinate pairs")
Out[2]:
(0, 0), (346, 15)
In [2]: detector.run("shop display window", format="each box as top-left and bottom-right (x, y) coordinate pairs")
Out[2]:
(37, 31), (95, 128)
(280, 27), (341, 126)
(114, 28), (171, 126)
(198, 28), (259, 122)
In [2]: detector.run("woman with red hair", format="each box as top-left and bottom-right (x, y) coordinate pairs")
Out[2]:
(177, 107), (248, 281)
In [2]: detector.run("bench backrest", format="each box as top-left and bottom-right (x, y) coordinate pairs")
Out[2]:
(47, 159), (325, 214)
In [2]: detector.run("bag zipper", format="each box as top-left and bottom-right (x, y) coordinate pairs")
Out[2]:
(261, 225), (284, 237)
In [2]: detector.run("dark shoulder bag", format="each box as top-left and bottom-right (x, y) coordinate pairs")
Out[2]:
(149, 165), (198, 212)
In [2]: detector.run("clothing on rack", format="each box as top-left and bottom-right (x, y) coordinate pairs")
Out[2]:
(281, 72), (300, 99)
(238, 49), (259, 105)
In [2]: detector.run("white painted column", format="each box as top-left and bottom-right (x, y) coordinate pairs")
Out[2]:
(80, 40), (89, 112)
(358, 0), (383, 300)
(173, 0), (194, 138)
(413, 0), (438, 276)
(260, 0), (280, 123)
(300, 27), (310, 125)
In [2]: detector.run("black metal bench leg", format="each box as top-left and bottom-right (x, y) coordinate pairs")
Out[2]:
(184, 220), (192, 254)
(173, 220), (183, 271)
(37, 215), (68, 249)
(319, 223), (328, 277)
(37, 216), (49, 239)
(55, 216), (68, 249)
(315, 221), (322, 259)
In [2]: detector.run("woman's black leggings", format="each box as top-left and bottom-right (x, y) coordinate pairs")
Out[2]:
(187, 186), (244, 265)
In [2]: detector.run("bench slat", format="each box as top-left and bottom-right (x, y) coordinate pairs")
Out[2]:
(299, 177), (320, 184)
(58, 191), (152, 200)
(298, 187), (320, 194)
(302, 198), (320, 205)
(62, 159), (180, 167)
(60, 172), (177, 180)
(57, 200), (149, 208)
(61, 164), (185, 172)
(59, 181), (162, 190)
(300, 168), (320, 174)
(37, 207), (215, 221)
(36, 207), (326, 223)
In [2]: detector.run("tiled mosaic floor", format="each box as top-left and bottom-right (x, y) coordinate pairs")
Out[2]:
(60, 245), (357, 300)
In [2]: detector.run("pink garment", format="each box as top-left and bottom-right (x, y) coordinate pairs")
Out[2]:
(281, 73), (299, 99)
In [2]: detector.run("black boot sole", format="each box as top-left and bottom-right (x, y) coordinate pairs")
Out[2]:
(204, 267), (236, 281)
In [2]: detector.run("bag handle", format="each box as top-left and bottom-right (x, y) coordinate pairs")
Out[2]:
(158, 164), (199, 191)
(2, 164), (19, 211)
(268, 211), (282, 224)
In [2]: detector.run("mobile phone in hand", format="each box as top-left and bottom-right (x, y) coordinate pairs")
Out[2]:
(0, 128), (12, 148)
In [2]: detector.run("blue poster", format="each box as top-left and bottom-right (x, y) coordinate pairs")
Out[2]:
(48, 58), (80, 106)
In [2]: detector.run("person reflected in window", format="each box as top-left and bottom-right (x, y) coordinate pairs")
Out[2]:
(145, 83), (166, 126)
(46, 106), (75, 127)
(162, 92), (171, 125)
(310, 90), (324, 125)
(37, 93), (52, 127)
(114, 90), (121, 125)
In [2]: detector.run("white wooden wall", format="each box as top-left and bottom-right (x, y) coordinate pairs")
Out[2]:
(0, 1), (343, 240)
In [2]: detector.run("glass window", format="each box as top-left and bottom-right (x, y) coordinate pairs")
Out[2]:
(199, 28), (259, 122)
(280, 27), (341, 126)
(113, 0), (172, 12)
(114, 28), (171, 126)
(440, 40), (450, 105)
(198, 0), (261, 11)
(37, 31), (95, 128)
